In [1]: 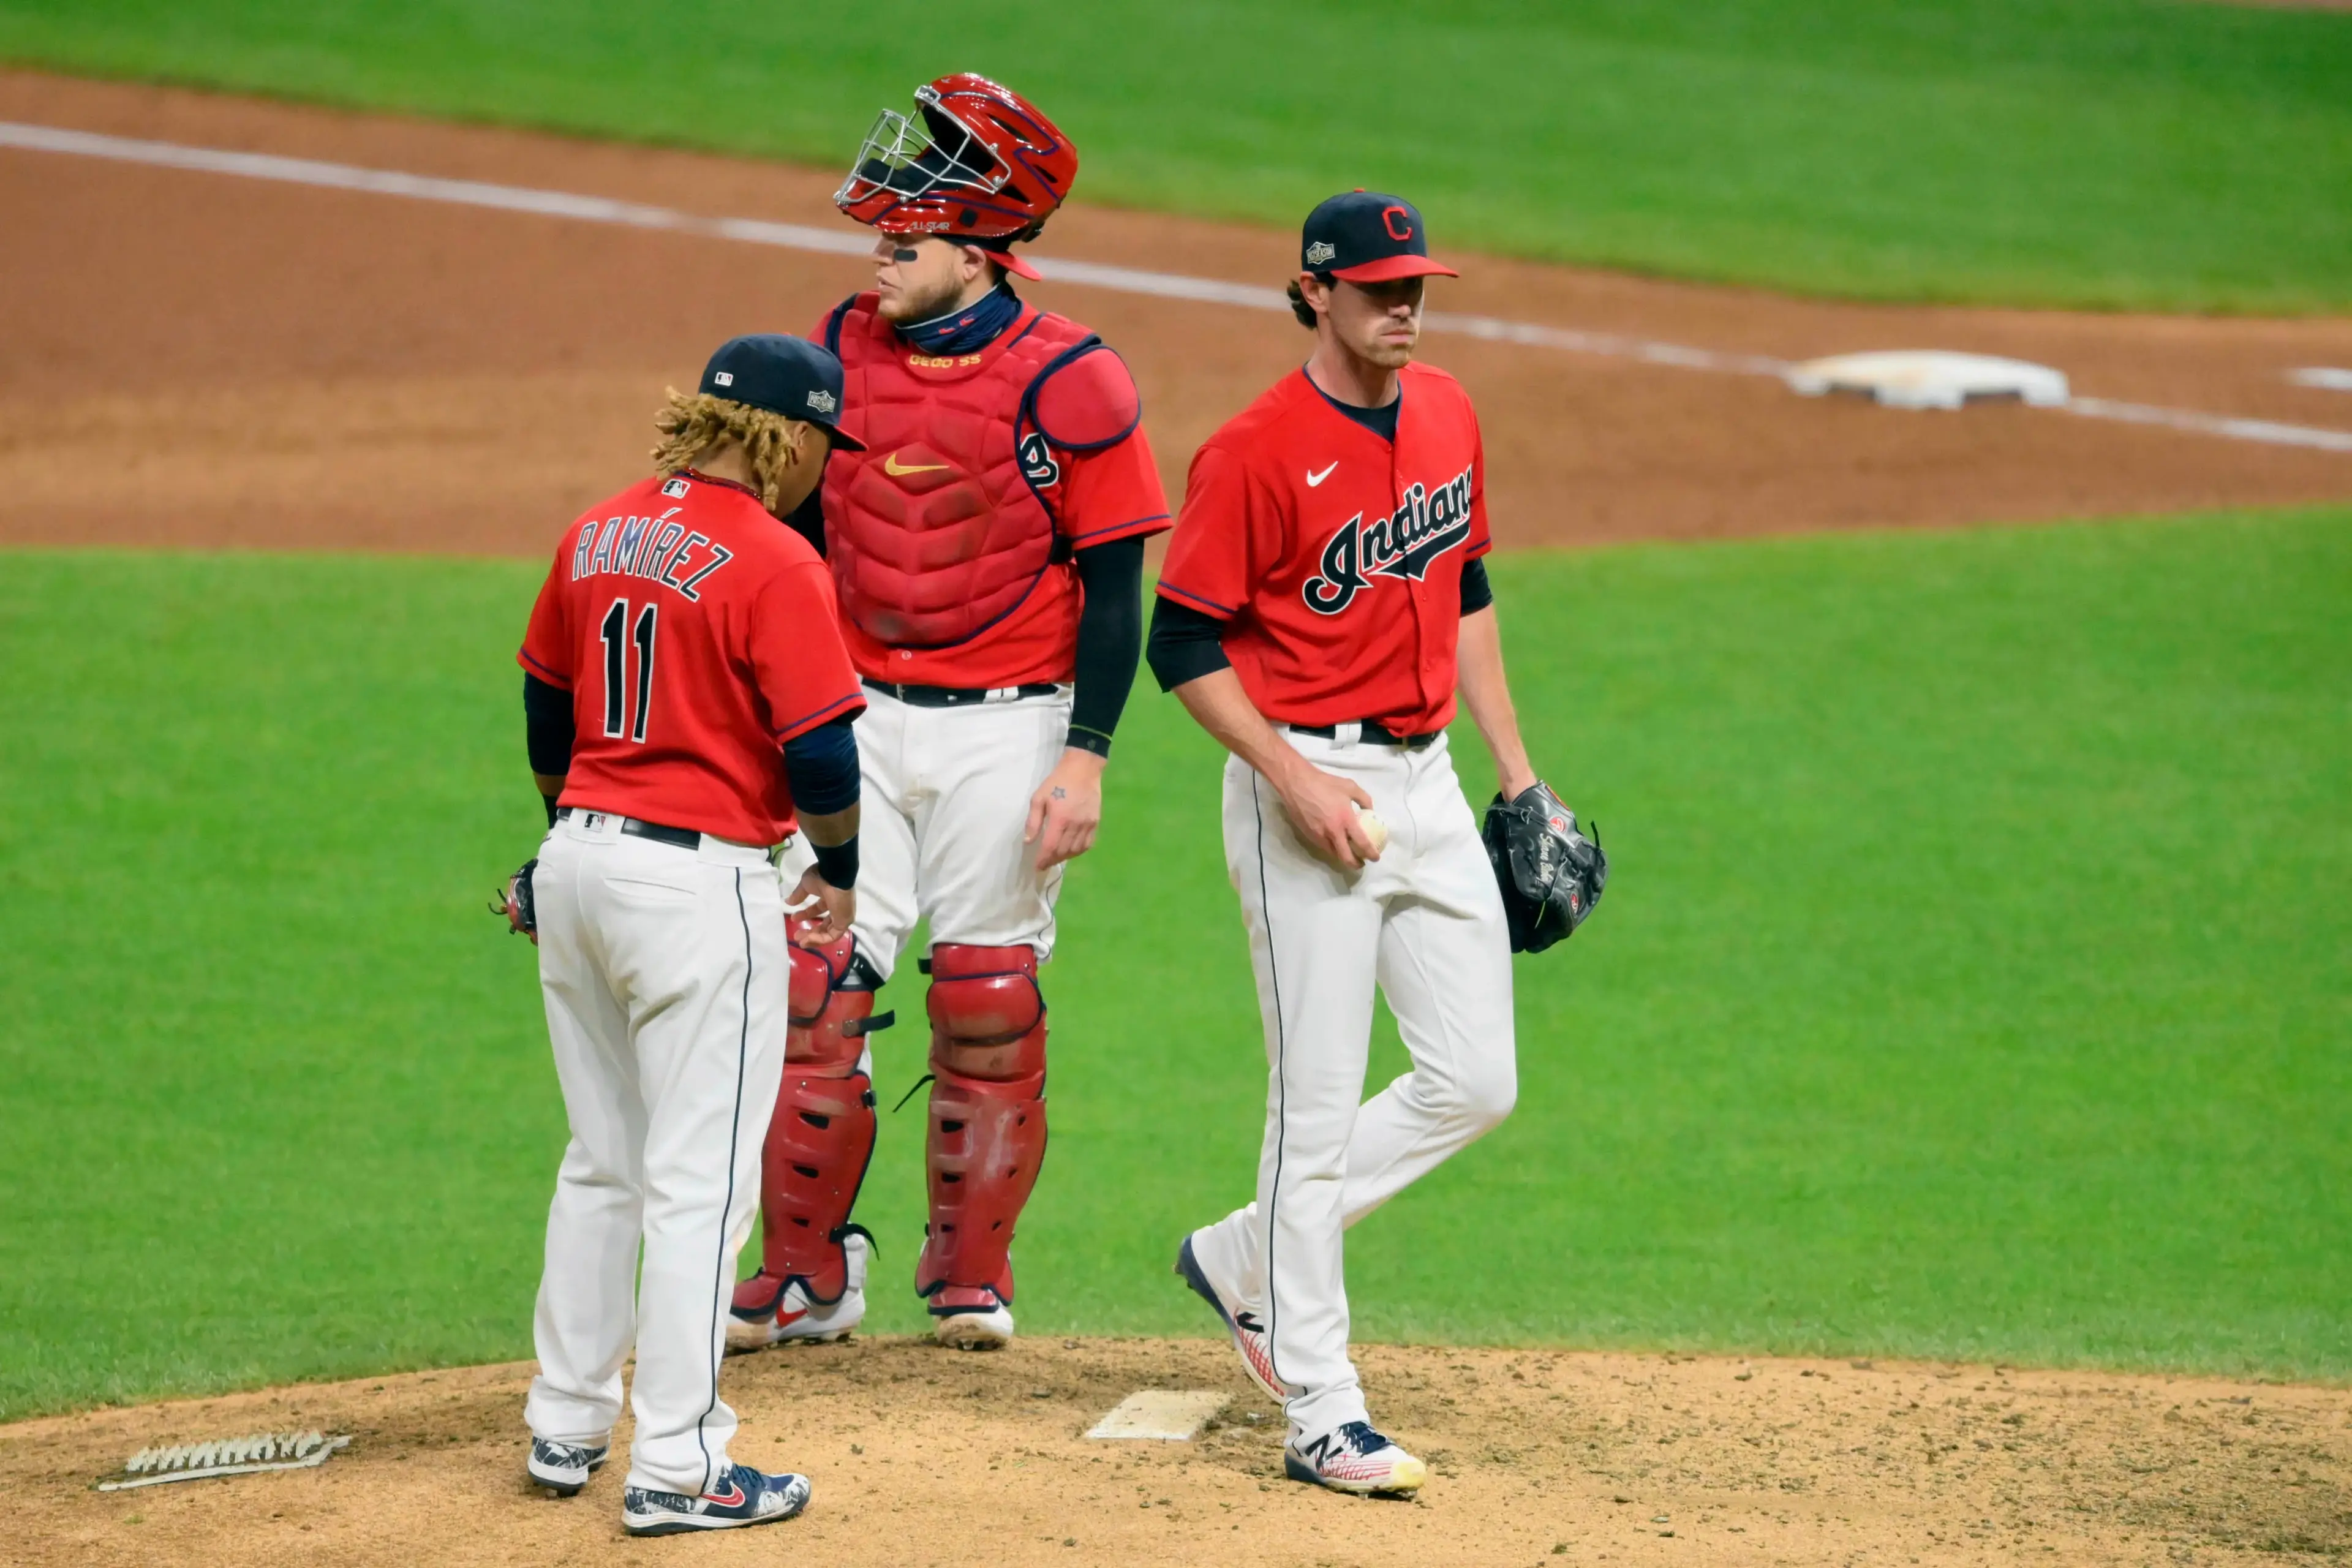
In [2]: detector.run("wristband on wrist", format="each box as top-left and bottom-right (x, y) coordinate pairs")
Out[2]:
(810, 835), (859, 890)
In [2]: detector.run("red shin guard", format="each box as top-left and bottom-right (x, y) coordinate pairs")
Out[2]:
(916, 943), (1049, 1304)
(755, 928), (884, 1302)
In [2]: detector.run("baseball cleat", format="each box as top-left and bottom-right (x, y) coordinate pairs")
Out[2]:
(1284, 1421), (1427, 1496)
(526, 1436), (608, 1496)
(1175, 1233), (1288, 1403)
(728, 1232), (870, 1351)
(927, 1284), (1014, 1351)
(621, 1463), (812, 1536)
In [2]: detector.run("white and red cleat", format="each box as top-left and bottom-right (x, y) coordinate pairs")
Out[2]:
(1284, 1421), (1427, 1496)
(928, 1283), (1014, 1351)
(1174, 1232), (1288, 1404)
(726, 1232), (869, 1351)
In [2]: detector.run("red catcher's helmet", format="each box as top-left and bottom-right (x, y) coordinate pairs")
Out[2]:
(835, 74), (1077, 270)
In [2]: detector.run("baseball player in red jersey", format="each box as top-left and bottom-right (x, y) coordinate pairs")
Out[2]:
(727, 74), (1170, 1353)
(1148, 194), (1562, 1495)
(508, 335), (870, 1534)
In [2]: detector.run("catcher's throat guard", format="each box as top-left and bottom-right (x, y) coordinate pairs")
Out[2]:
(1482, 782), (1607, 954)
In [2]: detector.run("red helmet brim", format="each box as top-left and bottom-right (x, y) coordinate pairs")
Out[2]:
(1329, 255), (1460, 282)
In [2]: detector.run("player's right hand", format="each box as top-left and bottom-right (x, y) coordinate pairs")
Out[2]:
(1276, 760), (1384, 870)
(786, 867), (856, 946)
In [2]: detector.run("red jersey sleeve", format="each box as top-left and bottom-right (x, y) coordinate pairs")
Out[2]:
(747, 560), (867, 743)
(1157, 442), (1277, 622)
(1466, 417), (1493, 561)
(1057, 424), (1172, 548)
(517, 546), (576, 688)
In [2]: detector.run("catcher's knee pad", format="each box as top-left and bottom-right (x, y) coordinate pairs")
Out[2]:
(785, 924), (891, 1070)
(916, 944), (1048, 1303)
(759, 929), (890, 1300)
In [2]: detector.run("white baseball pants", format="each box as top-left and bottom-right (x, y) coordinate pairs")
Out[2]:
(847, 684), (1072, 978)
(523, 811), (788, 1497)
(1191, 728), (1517, 1439)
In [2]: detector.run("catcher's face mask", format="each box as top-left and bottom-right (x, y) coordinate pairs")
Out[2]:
(834, 74), (1074, 262)
(837, 89), (1005, 216)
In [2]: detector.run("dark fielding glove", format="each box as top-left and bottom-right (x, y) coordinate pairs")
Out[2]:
(1482, 782), (1607, 954)
(489, 858), (539, 945)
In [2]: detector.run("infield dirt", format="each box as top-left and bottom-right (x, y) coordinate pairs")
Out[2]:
(5, 69), (2352, 557)
(9, 1338), (2349, 1568)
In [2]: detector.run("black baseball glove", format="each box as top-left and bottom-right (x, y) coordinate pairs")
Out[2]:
(1481, 782), (1606, 954)
(489, 858), (539, 945)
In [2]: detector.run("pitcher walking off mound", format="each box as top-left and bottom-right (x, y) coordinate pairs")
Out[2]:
(1147, 193), (1572, 1496)
(728, 74), (1170, 1354)
(505, 336), (867, 1535)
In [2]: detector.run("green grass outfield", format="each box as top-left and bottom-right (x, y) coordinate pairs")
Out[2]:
(2, 0), (2348, 312)
(2, 509), (2348, 1422)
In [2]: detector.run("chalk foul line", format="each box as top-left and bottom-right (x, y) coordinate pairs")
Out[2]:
(4, 119), (2348, 458)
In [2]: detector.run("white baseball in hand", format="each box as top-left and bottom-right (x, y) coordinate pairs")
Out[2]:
(1353, 804), (1390, 857)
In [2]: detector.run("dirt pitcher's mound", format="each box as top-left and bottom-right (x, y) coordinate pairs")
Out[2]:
(6, 1338), (2347, 1567)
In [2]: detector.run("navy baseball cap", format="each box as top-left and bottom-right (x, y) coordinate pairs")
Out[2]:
(698, 334), (865, 450)
(1300, 190), (1458, 284)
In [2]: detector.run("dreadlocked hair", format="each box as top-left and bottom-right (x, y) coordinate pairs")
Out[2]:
(650, 390), (818, 514)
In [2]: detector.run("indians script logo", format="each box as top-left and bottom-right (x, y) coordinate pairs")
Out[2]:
(1302, 464), (1476, 615)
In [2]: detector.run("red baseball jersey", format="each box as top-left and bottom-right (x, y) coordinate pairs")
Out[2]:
(519, 470), (866, 845)
(816, 298), (1171, 689)
(1156, 362), (1491, 735)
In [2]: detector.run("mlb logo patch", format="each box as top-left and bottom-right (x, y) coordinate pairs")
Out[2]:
(805, 388), (838, 415)
(661, 477), (691, 497)
(713, 371), (734, 386)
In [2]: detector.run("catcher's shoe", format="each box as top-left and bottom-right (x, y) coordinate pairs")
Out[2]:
(728, 1232), (870, 1351)
(927, 1283), (1014, 1351)
(1175, 1233), (1288, 1404)
(621, 1463), (812, 1536)
(1284, 1421), (1427, 1496)
(526, 1436), (608, 1496)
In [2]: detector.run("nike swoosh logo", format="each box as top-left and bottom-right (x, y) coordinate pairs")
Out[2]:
(1306, 463), (1338, 487)
(884, 452), (951, 477)
(703, 1479), (746, 1507)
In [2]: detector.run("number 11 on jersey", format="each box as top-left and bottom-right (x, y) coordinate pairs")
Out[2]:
(600, 598), (658, 742)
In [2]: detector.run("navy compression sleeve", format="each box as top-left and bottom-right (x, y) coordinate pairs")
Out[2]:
(782, 713), (861, 815)
(1459, 556), (1493, 615)
(1067, 535), (1146, 757)
(1145, 595), (1231, 691)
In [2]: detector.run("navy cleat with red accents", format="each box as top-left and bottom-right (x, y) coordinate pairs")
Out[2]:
(621, 1463), (812, 1536)
(526, 1437), (608, 1496)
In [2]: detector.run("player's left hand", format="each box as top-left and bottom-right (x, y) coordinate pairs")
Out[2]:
(1024, 748), (1107, 870)
(786, 867), (856, 947)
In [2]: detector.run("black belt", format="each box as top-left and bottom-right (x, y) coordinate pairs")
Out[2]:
(560, 807), (702, 850)
(1288, 721), (1441, 750)
(863, 677), (1063, 708)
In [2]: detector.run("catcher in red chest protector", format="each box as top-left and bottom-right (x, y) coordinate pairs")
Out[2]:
(731, 73), (1171, 1353)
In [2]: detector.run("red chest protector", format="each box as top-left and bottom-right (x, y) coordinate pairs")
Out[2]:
(821, 293), (1137, 650)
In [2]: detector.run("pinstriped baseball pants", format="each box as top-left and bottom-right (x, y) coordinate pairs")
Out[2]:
(1191, 728), (1517, 1441)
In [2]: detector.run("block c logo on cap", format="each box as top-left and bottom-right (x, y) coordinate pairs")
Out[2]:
(1382, 206), (1414, 241)
(713, 371), (734, 386)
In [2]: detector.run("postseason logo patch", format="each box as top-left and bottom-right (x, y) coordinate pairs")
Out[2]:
(1305, 240), (1337, 267)
(805, 388), (838, 415)
(1302, 463), (1476, 616)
